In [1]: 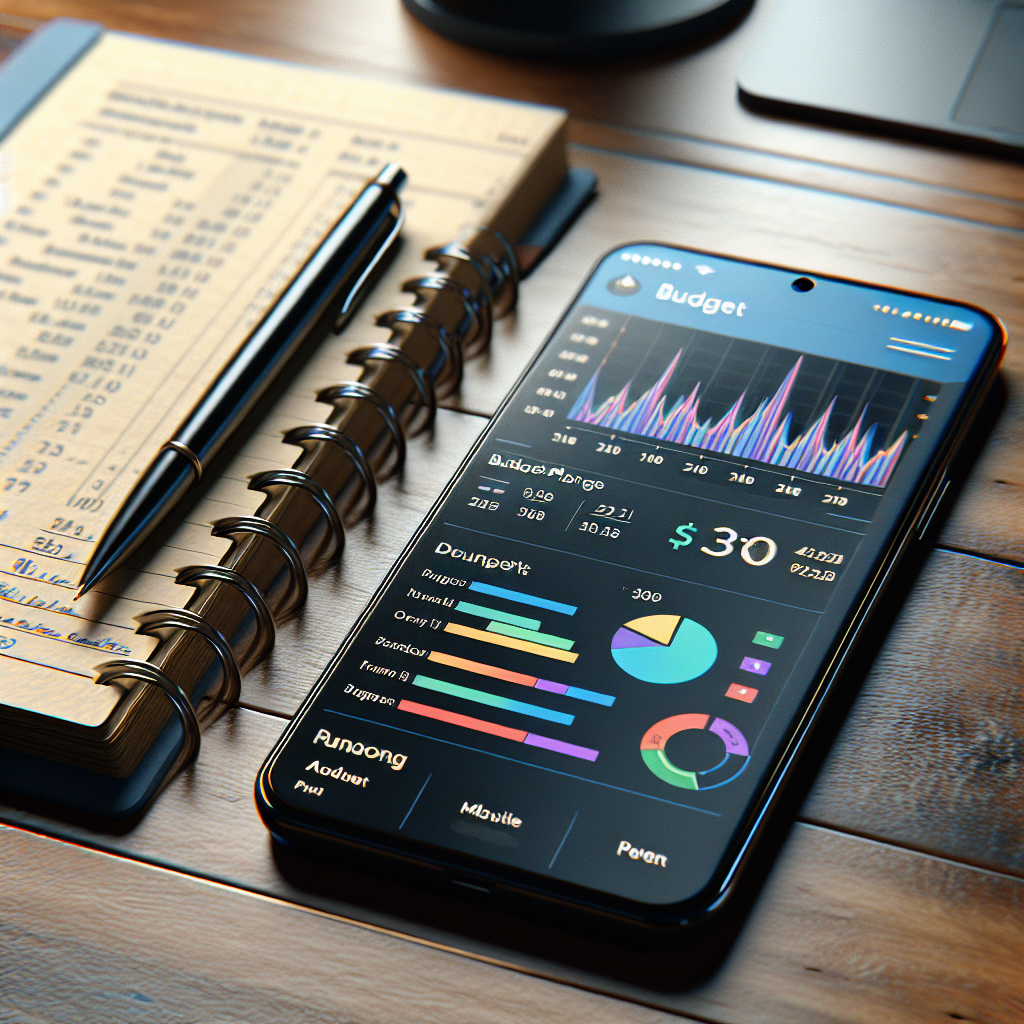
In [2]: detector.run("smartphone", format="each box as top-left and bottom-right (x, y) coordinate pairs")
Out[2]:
(256, 243), (1003, 935)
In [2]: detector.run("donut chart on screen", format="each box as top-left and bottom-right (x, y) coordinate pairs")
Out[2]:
(610, 614), (717, 683)
(640, 714), (750, 790)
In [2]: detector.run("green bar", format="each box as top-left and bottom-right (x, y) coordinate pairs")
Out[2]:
(486, 621), (575, 650)
(455, 601), (541, 631)
(753, 630), (784, 649)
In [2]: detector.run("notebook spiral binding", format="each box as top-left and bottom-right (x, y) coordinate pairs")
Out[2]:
(90, 227), (519, 786)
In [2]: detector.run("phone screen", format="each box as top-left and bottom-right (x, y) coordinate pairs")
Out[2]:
(260, 245), (1000, 917)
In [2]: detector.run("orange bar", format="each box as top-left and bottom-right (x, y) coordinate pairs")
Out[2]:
(398, 699), (529, 742)
(428, 650), (538, 688)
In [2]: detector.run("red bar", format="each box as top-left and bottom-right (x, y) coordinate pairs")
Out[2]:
(398, 699), (528, 742)
(428, 650), (537, 688)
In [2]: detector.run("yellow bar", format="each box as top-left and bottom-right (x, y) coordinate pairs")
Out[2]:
(444, 622), (580, 663)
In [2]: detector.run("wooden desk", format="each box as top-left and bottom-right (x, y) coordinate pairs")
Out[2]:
(2, 3), (1022, 1021)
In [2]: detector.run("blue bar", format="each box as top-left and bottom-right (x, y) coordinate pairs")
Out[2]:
(566, 686), (616, 706)
(469, 581), (577, 616)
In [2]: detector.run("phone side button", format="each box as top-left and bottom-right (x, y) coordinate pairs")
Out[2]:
(917, 475), (951, 541)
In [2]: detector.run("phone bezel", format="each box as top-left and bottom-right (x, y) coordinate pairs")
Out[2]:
(256, 242), (1005, 934)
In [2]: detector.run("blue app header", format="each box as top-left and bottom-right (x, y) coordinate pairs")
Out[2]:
(578, 244), (998, 384)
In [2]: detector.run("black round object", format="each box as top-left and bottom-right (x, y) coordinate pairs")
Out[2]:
(401, 0), (753, 59)
(791, 277), (816, 292)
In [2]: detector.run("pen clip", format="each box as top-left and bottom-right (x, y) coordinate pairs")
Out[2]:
(335, 201), (405, 330)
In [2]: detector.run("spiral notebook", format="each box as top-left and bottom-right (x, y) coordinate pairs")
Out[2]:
(0, 19), (586, 815)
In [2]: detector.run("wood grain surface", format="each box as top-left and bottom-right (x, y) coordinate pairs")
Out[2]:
(0, 826), (689, 1024)
(4, 816), (1023, 1023)
(2, 1), (1023, 1022)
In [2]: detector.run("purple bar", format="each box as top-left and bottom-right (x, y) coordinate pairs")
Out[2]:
(535, 679), (568, 694)
(740, 656), (771, 676)
(524, 733), (599, 761)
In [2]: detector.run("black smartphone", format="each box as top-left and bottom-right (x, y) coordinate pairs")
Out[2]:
(256, 243), (1003, 935)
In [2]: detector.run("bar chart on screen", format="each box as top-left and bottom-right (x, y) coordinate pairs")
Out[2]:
(396, 580), (603, 762)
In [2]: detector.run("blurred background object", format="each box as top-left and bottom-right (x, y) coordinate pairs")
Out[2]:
(738, 0), (1024, 157)
(400, 0), (753, 58)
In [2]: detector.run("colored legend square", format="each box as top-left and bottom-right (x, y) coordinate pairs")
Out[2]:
(753, 630), (784, 649)
(740, 656), (771, 675)
(726, 683), (758, 703)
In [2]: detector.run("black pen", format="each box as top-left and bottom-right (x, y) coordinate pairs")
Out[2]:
(77, 163), (407, 597)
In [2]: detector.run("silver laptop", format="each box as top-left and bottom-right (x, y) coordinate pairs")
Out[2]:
(739, 0), (1024, 155)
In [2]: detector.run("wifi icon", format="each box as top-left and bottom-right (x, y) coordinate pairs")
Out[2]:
(695, 265), (715, 276)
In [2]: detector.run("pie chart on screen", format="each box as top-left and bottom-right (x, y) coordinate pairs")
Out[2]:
(610, 614), (717, 684)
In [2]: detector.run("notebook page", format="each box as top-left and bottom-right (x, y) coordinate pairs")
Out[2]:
(0, 30), (565, 729)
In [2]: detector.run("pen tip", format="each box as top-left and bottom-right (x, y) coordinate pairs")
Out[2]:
(76, 567), (101, 599)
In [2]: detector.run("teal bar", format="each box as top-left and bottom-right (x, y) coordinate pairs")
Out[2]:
(455, 601), (541, 631)
(412, 674), (574, 726)
(486, 621), (575, 650)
